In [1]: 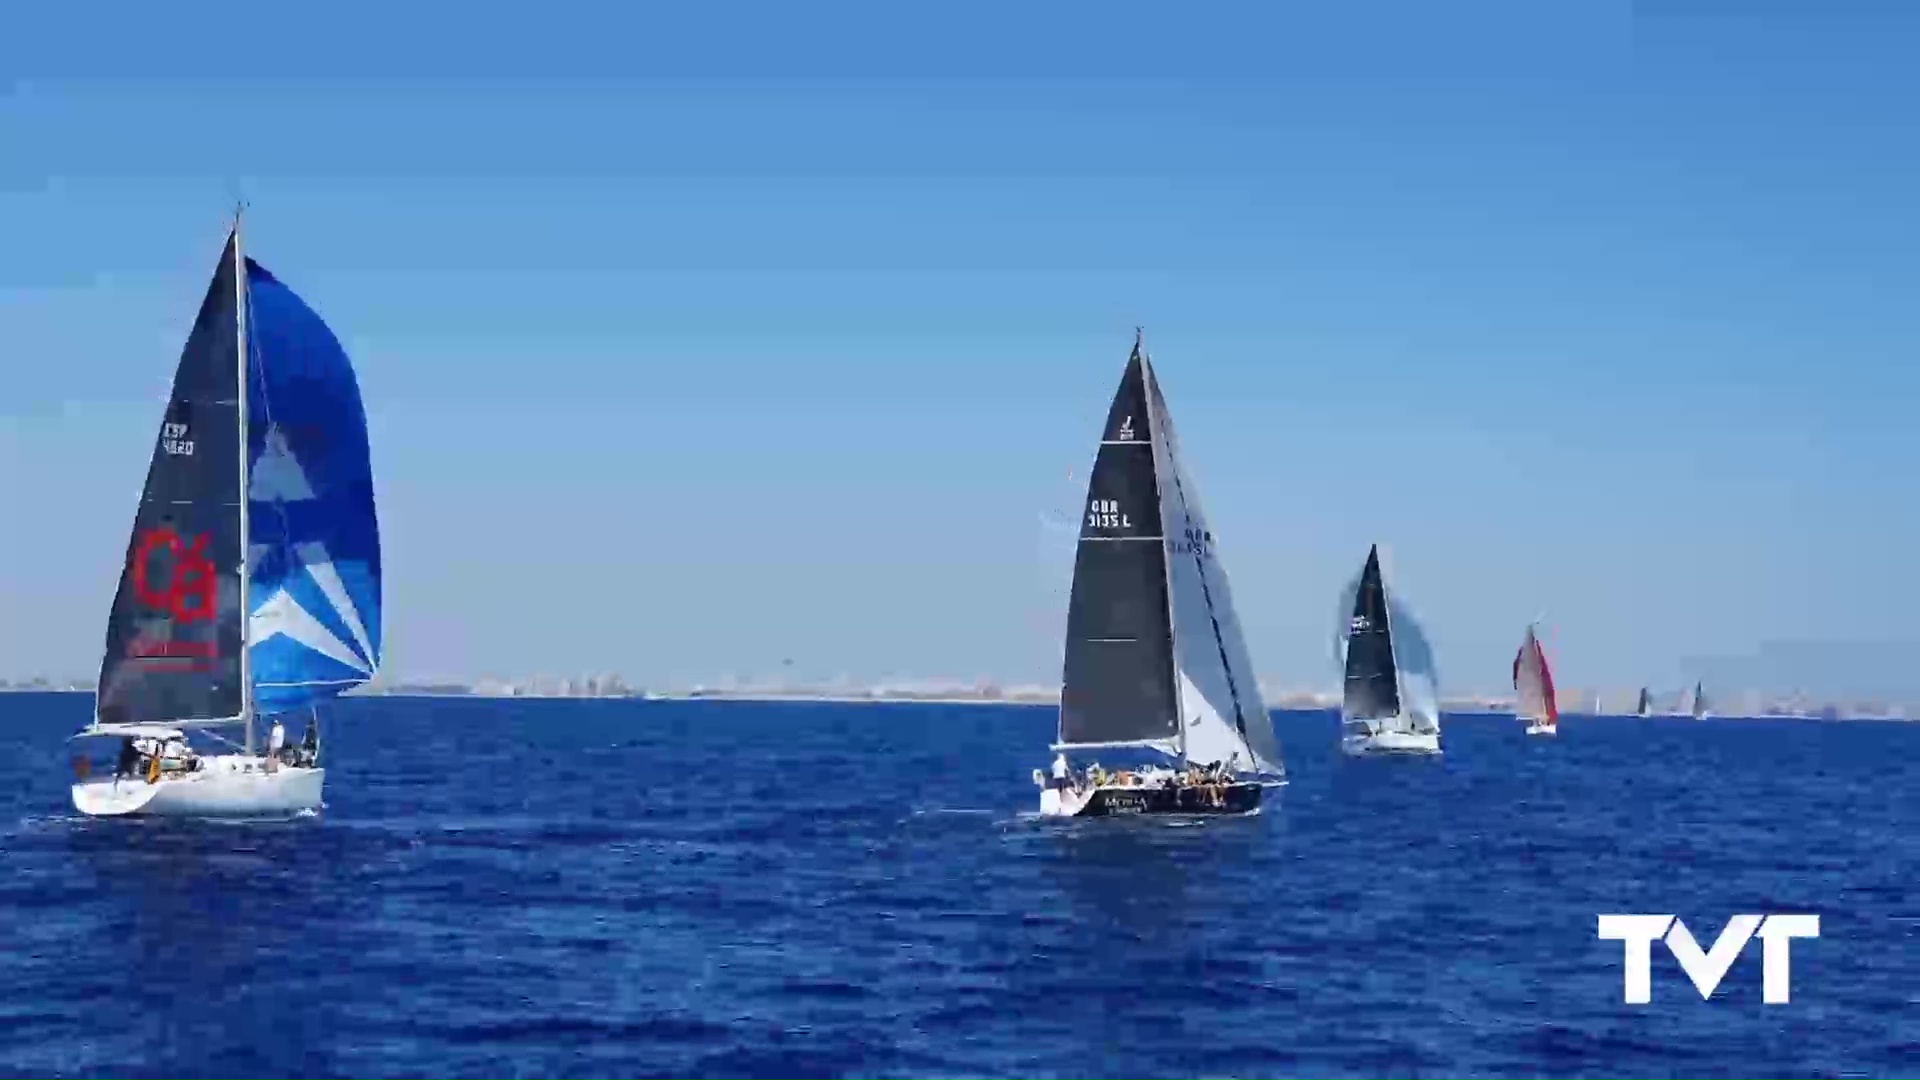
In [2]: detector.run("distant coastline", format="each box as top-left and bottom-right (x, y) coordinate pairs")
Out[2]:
(2, 680), (1907, 720)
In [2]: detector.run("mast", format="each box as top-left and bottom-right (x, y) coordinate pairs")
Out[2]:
(233, 204), (254, 754)
(1138, 329), (1187, 768)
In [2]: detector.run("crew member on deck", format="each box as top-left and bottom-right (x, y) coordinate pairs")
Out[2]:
(267, 720), (286, 772)
(115, 737), (138, 779)
(1051, 752), (1071, 790)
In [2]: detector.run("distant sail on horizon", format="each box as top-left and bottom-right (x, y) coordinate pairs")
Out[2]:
(1513, 625), (1558, 733)
(1334, 545), (1442, 755)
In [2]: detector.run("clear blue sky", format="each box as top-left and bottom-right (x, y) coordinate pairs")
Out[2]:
(3, 1), (1916, 696)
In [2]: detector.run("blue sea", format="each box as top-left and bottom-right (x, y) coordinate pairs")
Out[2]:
(0, 693), (1912, 1078)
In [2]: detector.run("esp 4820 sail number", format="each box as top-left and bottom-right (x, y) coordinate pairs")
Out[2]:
(160, 422), (195, 457)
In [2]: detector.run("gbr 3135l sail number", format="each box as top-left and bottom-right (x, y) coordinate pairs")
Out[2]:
(1086, 499), (1131, 530)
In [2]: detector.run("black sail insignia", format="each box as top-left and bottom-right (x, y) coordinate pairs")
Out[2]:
(95, 235), (245, 726)
(1342, 545), (1401, 721)
(1058, 346), (1179, 747)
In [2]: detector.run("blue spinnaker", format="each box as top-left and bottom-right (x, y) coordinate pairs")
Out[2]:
(243, 259), (382, 714)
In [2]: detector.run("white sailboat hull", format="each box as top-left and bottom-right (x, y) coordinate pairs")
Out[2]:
(1342, 723), (1442, 757)
(72, 755), (323, 818)
(1525, 721), (1557, 736)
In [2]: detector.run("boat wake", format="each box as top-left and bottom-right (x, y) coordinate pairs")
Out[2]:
(194, 808), (323, 826)
(1009, 806), (1262, 827)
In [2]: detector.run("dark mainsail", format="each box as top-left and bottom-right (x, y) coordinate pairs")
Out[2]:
(96, 234), (245, 726)
(1636, 687), (1651, 716)
(1058, 345), (1179, 748)
(1342, 545), (1401, 721)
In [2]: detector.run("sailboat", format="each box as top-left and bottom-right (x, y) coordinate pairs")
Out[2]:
(1635, 686), (1652, 718)
(69, 213), (381, 818)
(1034, 332), (1285, 818)
(1688, 681), (1710, 719)
(1513, 624), (1558, 736)
(1335, 545), (1442, 756)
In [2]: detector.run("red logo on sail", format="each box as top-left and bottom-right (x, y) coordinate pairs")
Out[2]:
(131, 525), (219, 623)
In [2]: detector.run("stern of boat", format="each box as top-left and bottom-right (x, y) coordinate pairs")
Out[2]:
(72, 777), (165, 817)
(1034, 769), (1095, 817)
